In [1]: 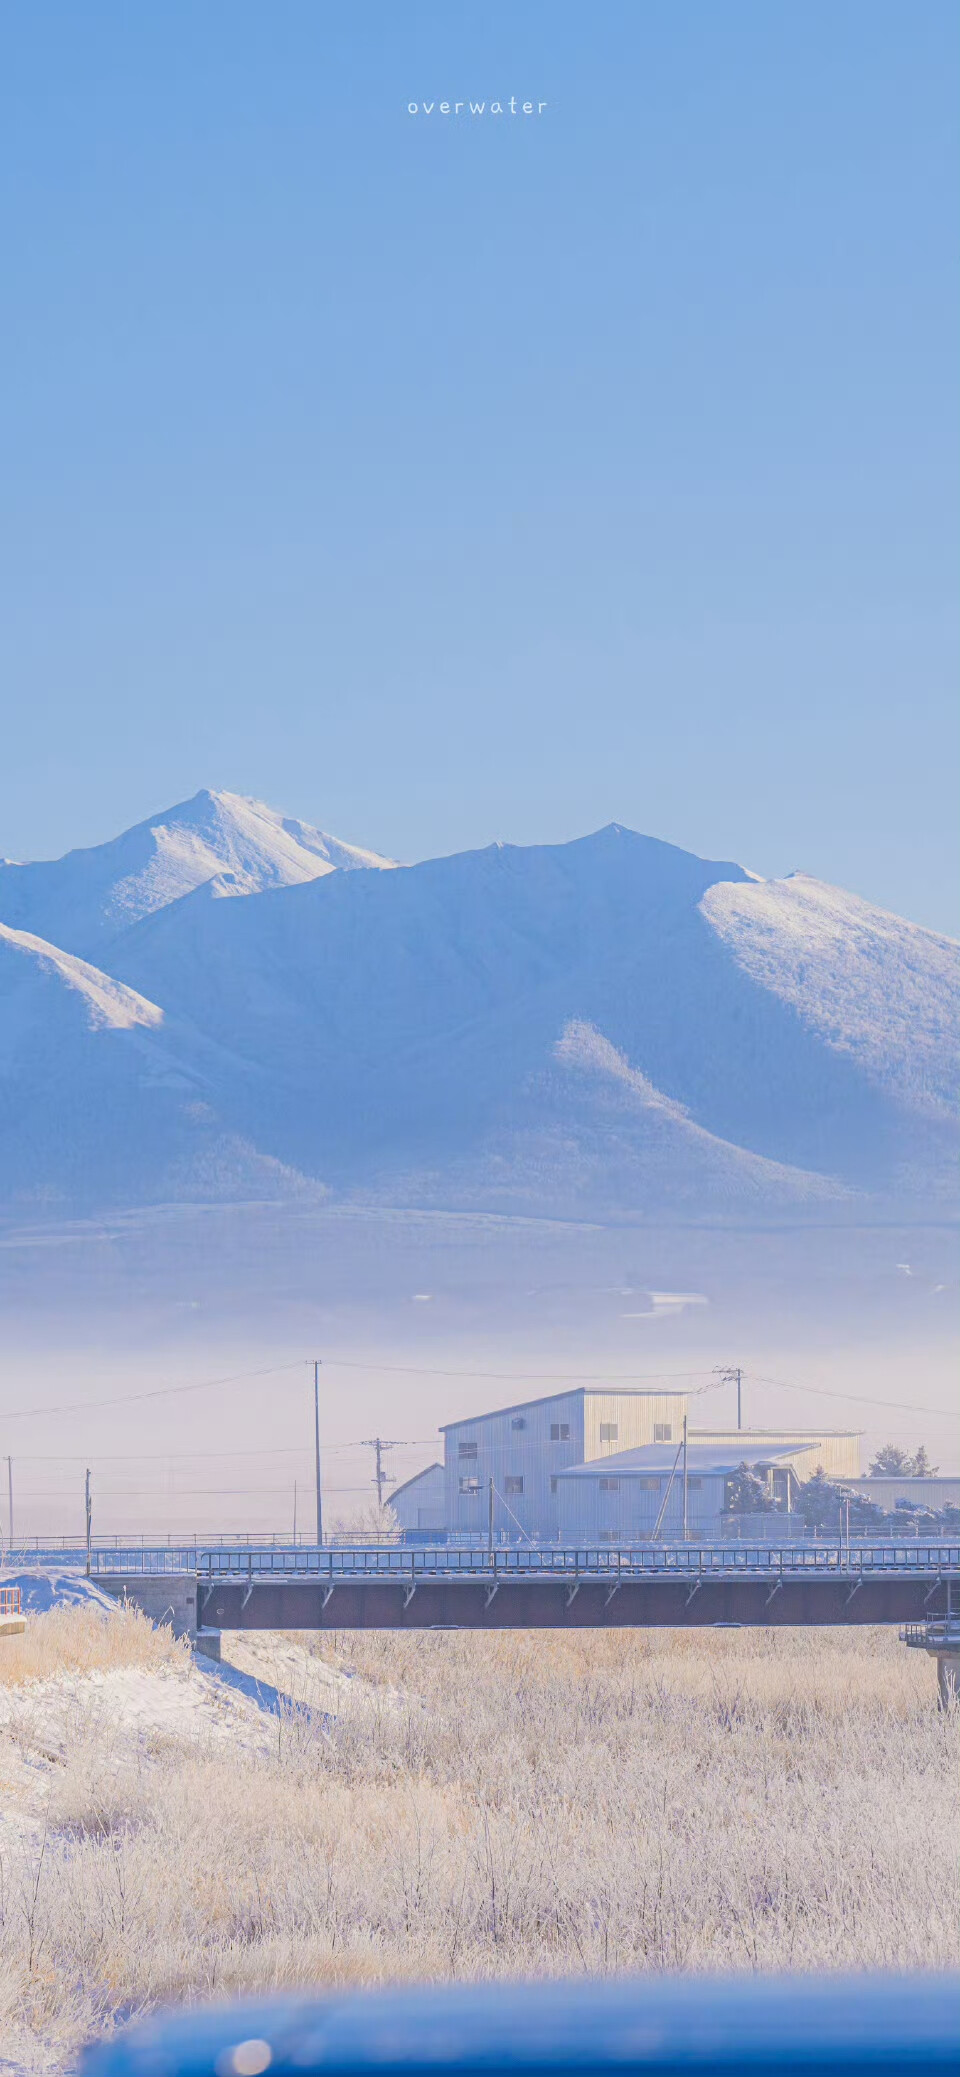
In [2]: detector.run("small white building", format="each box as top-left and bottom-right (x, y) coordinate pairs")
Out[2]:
(554, 1439), (833, 1543)
(842, 1475), (960, 1514)
(390, 1462), (446, 1537)
(441, 1387), (689, 1543)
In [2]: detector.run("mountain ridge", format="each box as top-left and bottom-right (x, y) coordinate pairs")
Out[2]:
(0, 795), (955, 1222)
(0, 787), (395, 958)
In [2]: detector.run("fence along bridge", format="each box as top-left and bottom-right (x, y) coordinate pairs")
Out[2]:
(85, 1541), (960, 1632)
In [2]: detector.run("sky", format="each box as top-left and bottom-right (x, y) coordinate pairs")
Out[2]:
(1, 1), (958, 934)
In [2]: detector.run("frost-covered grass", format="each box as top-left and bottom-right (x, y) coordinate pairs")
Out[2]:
(0, 1617), (956, 2071)
(0, 1600), (189, 1686)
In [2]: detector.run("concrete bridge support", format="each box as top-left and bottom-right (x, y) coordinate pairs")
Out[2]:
(98, 1572), (199, 1638)
(934, 1649), (960, 1709)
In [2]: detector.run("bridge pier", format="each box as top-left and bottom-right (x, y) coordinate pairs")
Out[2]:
(935, 1649), (960, 1709)
(900, 1616), (960, 1708)
(98, 1572), (199, 1638)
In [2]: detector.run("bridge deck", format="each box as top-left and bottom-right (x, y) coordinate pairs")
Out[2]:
(87, 1542), (960, 1631)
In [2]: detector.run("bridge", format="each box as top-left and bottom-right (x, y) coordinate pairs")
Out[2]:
(81, 1541), (960, 1632)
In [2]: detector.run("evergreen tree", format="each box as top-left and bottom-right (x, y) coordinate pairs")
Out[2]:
(912, 1444), (938, 1476)
(794, 1468), (842, 1528)
(869, 1442), (939, 1476)
(869, 1445), (913, 1475)
(724, 1463), (771, 1514)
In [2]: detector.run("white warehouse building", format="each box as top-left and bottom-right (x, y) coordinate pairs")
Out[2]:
(554, 1439), (841, 1543)
(390, 1462), (446, 1536)
(441, 1387), (689, 1543)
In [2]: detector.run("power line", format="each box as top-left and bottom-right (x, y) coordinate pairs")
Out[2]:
(7, 1483), (379, 1499)
(0, 1360), (306, 1422)
(6, 1347), (946, 1444)
(0, 1352), (718, 1424)
(746, 1371), (957, 1421)
(325, 1361), (717, 1382)
(5, 1437), (441, 1462)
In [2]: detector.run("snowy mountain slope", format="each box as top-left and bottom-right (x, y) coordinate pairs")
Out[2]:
(0, 922), (163, 1044)
(0, 788), (393, 958)
(0, 923), (319, 1210)
(106, 823), (958, 1214)
(700, 874), (959, 1119)
(369, 1019), (849, 1219)
(0, 818), (954, 1220)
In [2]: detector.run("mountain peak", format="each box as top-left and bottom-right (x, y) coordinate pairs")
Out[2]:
(0, 790), (395, 958)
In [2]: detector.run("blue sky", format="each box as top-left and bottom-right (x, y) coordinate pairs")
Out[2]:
(1, 1), (957, 931)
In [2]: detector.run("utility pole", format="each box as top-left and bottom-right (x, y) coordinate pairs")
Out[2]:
(313, 1362), (323, 1548)
(715, 1366), (743, 1430)
(84, 1469), (92, 1577)
(6, 1457), (12, 1550)
(682, 1416), (689, 1540)
(361, 1438), (400, 1511)
(488, 1475), (495, 1555)
(293, 1479), (298, 1546)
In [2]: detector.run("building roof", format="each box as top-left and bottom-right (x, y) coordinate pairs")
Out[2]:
(389, 1462), (443, 1503)
(693, 1427), (862, 1442)
(842, 1475), (959, 1494)
(439, 1384), (688, 1431)
(556, 1441), (824, 1481)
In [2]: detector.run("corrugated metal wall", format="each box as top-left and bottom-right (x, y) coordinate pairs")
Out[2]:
(444, 1390), (689, 1541)
(843, 1475), (960, 1509)
(556, 1469), (727, 1542)
(693, 1430), (862, 1478)
(392, 1464), (446, 1532)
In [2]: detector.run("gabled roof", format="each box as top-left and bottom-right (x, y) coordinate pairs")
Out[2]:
(440, 1384), (688, 1431)
(390, 1461), (443, 1502)
(556, 1440), (823, 1480)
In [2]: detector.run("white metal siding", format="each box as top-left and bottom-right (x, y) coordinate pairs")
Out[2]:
(843, 1475), (960, 1510)
(443, 1388), (690, 1541)
(444, 1390), (587, 1540)
(391, 1463), (446, 1533)
(582, 1393), (688, 1463)
(693, 1430), (862, 1478)
(557, 1469), (726, 1542)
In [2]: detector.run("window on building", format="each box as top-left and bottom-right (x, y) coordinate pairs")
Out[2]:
(511, 1416), (526, 1430)
(653, 1423), (672, 1442)
(458, 1441), (478, 1459)
(504, 1475), (524, 1496)
(598, 1529), (618, 1542)
(550, 1423), (571, 1441)
(458, 1476), (481, 1495)
(687, 1477), (702, 1491)
(639, 1477), (661, 1491)
(599, 1423), (618, 1442)
(550, 1477), (559, 1494)
(599, 1477), (620, 1492)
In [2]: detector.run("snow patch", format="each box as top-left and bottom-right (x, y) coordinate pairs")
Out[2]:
(700, 874), (959, 1117)
(0, 925), (164, 1032)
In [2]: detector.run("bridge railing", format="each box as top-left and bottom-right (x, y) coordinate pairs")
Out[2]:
(13, 1541), (960, 1581)
(901, 1618), (960, 1649)
(194, 1541), (960, 1582)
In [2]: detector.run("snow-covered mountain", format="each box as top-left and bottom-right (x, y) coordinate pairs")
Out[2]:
(0, 808), (955, 1221)
(0, 789), (394, 958)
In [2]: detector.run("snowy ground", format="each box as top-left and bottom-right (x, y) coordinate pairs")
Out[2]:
(0, 1571), (377, 2074)
(0, 1575), (363, 1802)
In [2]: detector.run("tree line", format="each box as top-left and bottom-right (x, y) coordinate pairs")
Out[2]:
(725, 1442), (955, 1534)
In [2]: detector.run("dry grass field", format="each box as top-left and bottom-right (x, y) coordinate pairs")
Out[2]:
(0, 1608), (957, 2070)
(0, 1601), (189, 1687)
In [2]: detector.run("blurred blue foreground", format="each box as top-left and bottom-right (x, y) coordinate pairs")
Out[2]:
(82, 1975), (960, 2077)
